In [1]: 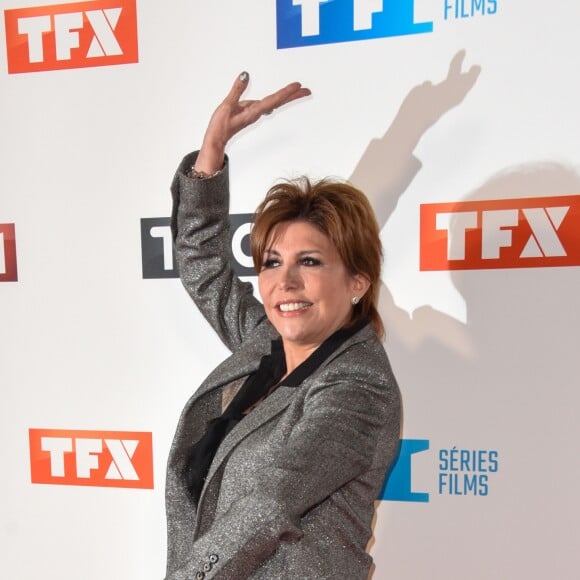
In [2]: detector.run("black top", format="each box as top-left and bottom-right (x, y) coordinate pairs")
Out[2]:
(184, 318), (369, 505)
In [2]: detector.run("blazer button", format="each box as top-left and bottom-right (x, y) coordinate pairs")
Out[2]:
(203, 562), (212, 572)
(209, 554), (219, 564)
(195, 572), (205, 580)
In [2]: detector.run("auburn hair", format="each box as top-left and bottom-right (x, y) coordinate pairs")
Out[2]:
(250, 177), (384, 338)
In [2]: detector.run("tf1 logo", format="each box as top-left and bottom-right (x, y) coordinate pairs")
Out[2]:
(420, 195), (580, 271)
(0, 223), (18, 282)
(3, 0), (139, 74)
(29, 428), (154, 489)
(140, 215), (256, 279)
(276, 0), (433, 49)
(380, 439), (430, 502)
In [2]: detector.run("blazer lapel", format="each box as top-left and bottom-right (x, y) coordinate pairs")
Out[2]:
(204, 384), (296, 483)
(195, 384), (296, 526)
(193, 322), (376, 530)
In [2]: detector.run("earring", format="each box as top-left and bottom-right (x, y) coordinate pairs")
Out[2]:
(351, 296), (360, 305)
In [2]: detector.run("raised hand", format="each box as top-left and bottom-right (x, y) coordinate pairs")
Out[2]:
(397, 49), (481, 135)
(195, 72), (311, 174)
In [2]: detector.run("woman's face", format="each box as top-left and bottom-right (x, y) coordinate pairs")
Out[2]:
(258, 220), (368, 357)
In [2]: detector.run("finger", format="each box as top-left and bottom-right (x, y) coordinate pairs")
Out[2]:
(224, 71), (250, 104)
(256, 82), (311, 116)
(281, 85), (312, 105)
(468, 64), (482, 79)
(463, 64), (482, 89)
(448, 49), (466, 78)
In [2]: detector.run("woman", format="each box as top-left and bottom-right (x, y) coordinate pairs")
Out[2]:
(165, 72), (401, 580)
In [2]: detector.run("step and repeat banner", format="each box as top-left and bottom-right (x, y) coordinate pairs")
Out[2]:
(1, 1), (579, 578)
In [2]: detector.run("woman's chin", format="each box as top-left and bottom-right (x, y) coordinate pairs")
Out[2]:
(274, 322), (314, 346)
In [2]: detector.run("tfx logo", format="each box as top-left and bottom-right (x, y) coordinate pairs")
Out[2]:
(29, 428), (154, 489)
(276, 0), (433, 49)
(0, 223), (18, 282)
(420, 195), (580, 271)
(140, 215), (256, 279)
(4, 0), (139, 74)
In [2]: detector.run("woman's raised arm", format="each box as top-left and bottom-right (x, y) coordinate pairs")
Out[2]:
(171, 74), (311, 350)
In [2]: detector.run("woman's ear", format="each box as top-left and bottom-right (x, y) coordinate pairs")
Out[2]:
(351, 273), (371, 298)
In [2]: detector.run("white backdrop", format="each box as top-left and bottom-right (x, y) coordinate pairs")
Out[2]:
(1, 1), (579, 578)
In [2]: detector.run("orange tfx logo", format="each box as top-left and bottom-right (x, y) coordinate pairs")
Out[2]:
(4, 0), (138, 74)
(29, 429), (154, 488)
(420, 195), (580, 271)
(0, 223), (18, 282)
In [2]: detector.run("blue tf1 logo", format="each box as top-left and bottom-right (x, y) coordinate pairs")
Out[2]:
(276, 0), (433, 49)
(380, 439), (430, 502)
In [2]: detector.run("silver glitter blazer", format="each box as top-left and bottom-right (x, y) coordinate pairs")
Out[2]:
(165, 152), (402, 580)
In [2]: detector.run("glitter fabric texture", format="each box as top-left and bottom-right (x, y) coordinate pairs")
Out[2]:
(164, 153), (402, 580)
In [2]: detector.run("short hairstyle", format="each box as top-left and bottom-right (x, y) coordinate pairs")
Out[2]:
(251, 177), (384, 338)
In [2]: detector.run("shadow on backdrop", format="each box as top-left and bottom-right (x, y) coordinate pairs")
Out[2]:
(357, 51), (580, 579)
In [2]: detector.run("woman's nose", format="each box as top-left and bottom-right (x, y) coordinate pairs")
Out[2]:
(278, 265), (302, 290)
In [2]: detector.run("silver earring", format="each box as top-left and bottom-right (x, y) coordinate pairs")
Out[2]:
(351, 296), (360, 305)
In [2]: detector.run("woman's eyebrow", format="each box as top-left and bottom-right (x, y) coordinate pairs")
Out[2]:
(264, 249), (323, 256)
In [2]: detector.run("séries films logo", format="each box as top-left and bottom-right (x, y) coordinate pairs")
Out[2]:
(381, 439), (500, 502)
(276, 0), (498, 49)
(420, 195), (580, 271)
(4, 0), (139, 74)
(0, 223), (18, 282)
(29, 428), (154, 489)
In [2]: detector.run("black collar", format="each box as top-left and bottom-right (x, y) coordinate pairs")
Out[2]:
(274, 317), (370, 387)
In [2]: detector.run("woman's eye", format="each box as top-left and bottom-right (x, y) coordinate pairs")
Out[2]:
(262, 258), (280, 269)
(301, 256), (321, 266)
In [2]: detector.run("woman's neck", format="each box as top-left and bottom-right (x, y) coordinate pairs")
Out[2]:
(281, 342), (319, 375)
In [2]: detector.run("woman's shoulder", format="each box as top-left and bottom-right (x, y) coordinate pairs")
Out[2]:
(313, 323), (398, 393)
(332, 322), (390, 365)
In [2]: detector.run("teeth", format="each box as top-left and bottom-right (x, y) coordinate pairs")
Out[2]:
(279, 302), (310, 312)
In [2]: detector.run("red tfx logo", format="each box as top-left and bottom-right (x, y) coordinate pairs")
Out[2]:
(420, 195), (580, 270)
(29, 429), (154, 489)
(0, 223), (18, 282)
(4, 0), (138, 74)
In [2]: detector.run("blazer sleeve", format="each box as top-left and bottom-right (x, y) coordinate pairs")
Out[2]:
(171, 152), (267, 351)
(165, 343), (401, 580)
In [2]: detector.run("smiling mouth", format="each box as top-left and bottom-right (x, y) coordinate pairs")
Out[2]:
(278, 302), (312, 312)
